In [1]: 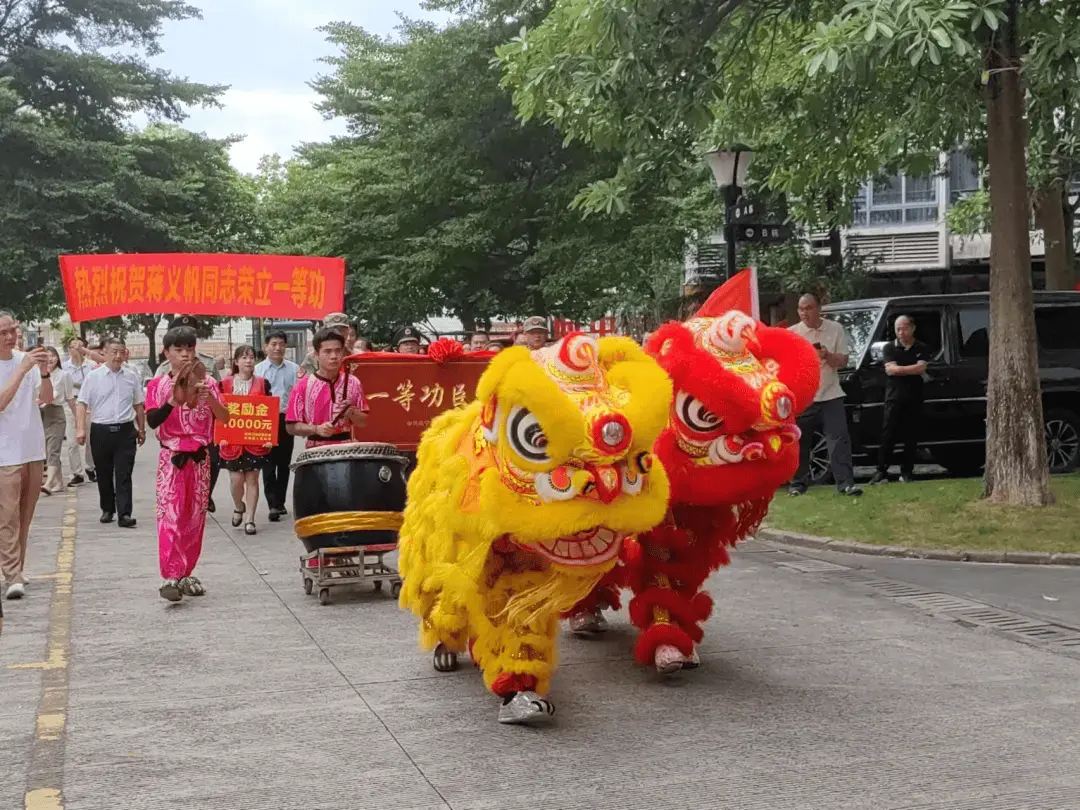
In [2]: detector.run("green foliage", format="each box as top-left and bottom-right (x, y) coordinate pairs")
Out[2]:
(0, 0), (223, 320)
(946, 189), (991, 237)
(256, 8), (704, 336)
(745, 243), (873, 303)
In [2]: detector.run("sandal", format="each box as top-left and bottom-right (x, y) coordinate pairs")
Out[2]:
(244, 521), (257, 536)
(231, 508), (244, 528)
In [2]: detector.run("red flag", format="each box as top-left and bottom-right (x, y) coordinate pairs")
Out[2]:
(693, 267), (760, 321)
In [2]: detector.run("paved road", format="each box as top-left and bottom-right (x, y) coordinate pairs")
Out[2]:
(785, 543), (1080, 629)
(4, 444), (1080, 810)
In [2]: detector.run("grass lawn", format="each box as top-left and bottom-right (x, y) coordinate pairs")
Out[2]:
(764, 474), (1080, 553)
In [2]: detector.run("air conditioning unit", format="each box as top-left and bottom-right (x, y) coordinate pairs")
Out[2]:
(844, 230), (947, 271)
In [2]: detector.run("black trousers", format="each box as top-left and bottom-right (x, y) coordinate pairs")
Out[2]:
(208, 444), (221, 498)
(877, 397), (922, 475)
(89, 422), (137, 516)
(262, 413), (295, 511)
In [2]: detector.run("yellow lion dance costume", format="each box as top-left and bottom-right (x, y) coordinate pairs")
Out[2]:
(398, 332), (672, 725)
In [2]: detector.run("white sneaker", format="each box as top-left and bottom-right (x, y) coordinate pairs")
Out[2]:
(5, 582), (25, 600)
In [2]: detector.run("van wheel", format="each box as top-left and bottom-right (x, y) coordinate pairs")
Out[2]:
(1044, 408), (1080, 474)
(808, 431), (833, 485)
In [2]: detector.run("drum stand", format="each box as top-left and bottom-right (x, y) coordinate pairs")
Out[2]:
(299, 544), (403, 605)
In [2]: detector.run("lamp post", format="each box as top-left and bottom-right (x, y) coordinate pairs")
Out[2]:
(704, 147), (754, 281)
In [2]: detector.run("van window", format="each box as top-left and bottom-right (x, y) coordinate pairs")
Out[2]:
(825, 307), (882, 367)
(1036, 306), (1080, 350)
(958, 307), (989, 358)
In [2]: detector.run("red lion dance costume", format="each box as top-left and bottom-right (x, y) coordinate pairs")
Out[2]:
(567, 274), (820, 672)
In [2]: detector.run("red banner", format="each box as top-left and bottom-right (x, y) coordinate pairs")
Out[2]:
(214, 395), (281, 446)
(58, 253), (345, 321)
(345, 354), (490, 450)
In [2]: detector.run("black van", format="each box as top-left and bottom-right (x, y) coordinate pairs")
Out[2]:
(806, 292), (1080, 482)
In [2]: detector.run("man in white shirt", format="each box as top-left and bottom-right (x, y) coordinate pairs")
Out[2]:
(255, 329), (300, 521)
(77, 338), (146, 527)
(0, 311), (52, 599)
(62, 337), (98, 485)
(787, 293), (863, 497)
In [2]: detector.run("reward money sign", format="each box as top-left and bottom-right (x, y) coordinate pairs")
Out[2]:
(58, 253), (345, 320)
(214, 395), (281, 446)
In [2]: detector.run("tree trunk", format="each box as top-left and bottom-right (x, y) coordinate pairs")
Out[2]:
(1035, 179), (1074, 290)
(982, 0), (1052, 506)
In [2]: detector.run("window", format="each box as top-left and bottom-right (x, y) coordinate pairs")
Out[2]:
(851, 172), (940, 228)
(957, 307), (989, 358)
(948, 152), (980, 203)
(826, 307), (883, 368)
(1036, 307), (1080, 350)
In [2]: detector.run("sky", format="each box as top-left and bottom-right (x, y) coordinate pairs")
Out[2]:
(149, 0), (448, 173)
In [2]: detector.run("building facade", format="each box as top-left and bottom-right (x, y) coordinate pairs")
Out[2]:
(685, 152), (1077, 296)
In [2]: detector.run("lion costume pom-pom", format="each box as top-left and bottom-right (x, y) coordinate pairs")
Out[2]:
(396, 332), (672, 725)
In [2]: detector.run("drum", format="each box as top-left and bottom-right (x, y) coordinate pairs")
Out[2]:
(291, 442), (410, 552)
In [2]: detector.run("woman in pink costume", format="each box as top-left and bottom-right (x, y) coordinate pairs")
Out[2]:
(145, 326), (231, 602)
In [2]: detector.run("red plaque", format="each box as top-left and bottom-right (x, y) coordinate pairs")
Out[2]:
(345, 352), (489, 450)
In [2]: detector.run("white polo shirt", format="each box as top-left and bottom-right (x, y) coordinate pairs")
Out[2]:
(77, 365), (145, 424)
(789, 318), (850, 403)
(0, 353), (45, 466)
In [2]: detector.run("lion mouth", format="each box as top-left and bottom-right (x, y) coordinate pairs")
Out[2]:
(531, 527), (624, 567)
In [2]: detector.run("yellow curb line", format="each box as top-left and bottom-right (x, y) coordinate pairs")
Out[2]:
(21, 489), (78, 810)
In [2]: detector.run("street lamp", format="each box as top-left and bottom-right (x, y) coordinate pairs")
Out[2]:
(704, 147), (754, 280)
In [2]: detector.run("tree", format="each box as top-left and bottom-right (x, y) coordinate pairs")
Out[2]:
(84, 126), (262, 368)
(499, 0), (1080, 505)
(0, 0), (222, 319)
(254, 7), (702, 338)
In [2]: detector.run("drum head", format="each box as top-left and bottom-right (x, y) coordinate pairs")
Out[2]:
(292, 441), (408, 470)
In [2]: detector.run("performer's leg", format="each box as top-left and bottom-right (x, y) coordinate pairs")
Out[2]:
(156, 450), (184, 602)
(625, 524), (716, 673)
(564, 564), (623, 634)
(178, 457), (212, 596)
(472, 610), (558, 725)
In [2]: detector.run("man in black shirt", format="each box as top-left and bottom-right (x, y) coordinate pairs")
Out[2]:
(870, 315), (931, 484)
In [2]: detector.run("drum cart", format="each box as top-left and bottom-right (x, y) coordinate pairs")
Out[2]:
(300, 544), (403, 605)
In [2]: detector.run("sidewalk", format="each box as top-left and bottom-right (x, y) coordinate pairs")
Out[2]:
(4, 443), (1080, 809)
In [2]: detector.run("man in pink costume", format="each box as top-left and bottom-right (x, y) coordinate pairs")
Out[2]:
(286, 327), (369, 446)
(145, 326), (231, 603)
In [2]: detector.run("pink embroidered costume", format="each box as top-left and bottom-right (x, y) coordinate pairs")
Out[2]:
(285, 372), (368, 447)
(145, 375), (223, 587)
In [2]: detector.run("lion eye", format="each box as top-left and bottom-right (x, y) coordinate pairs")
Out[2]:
(675, 392), (722, 434)
(507, 406), (550, 462)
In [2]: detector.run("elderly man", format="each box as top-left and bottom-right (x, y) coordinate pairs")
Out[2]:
(870, 315), (931, 485)
(520, 316), (549, 349)
(788, 293), (862, 497)
(77, 338), (146, 526)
